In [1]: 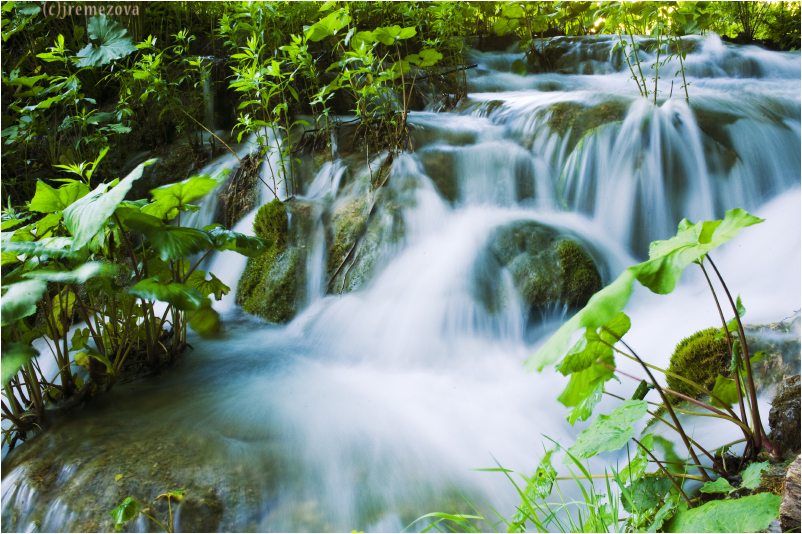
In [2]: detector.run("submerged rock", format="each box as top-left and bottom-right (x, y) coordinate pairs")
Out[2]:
(236, 199), (313, 324)
(479, 221), (603, 318)
(539, 100), (629, 152)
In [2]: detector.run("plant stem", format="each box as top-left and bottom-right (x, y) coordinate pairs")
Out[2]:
(676, 35), (690, 102)
(700, 260), (750, 438)
(705, 254), (764, 452)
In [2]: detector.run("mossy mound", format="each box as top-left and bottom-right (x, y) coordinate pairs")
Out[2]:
(254, 198), (289, 247)
(484, 221), (603, 315)
(539, 100), (629, 151)
(666, 327), (731, 401)
(236, 200), (309, 324)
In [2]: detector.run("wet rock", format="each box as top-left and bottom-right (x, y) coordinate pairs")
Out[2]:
(780, 456), (801, 532)
(214, 154), (262, 229)
(418, 149), (458, 202)
(480, 221), (603, 317)
(326, 196), (369, 287)
(466, 34), (520, 53)
(538, 100), (629, 152)
(769, 375), (801, 459)
(237, 199), (313, 323)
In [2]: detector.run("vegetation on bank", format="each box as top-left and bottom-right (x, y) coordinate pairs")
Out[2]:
(1, 1), (800, 532)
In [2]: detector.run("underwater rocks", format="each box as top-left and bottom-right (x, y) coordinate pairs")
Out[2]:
(477, 220), (603, 318)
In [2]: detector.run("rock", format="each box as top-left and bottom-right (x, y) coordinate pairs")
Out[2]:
(480, 221), (603, 317)
(418, 149), (459, 202)
(214, 154), (261, 229)
(537, 100), (629, 152)
(769, 375), (801, 459)
(326, 196), (369, 286)
(129, 143), (207, 200)
(780, 456), (801, 532)
(236, 199), (313, 323)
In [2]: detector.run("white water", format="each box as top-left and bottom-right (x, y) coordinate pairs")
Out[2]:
(2, 35), (800, 532)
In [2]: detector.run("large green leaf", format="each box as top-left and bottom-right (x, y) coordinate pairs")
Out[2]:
(710, 374), (739, 408)
(29, 180), (89, 213)
(665, 493), (780, 533)
(1, 237), (81, 260)
(622, 475), (672, 513)
(528, 209), (763, 371)
(741, 461), (771, 490)
(63, 160), (155, 249)
(108, 497), (138, 532)
(556, 330), (611, 376)
(22, 262), (116, 283)
(148, 226), (212, 262)
(143, 172), (226, 221)
(305, 10), (352, 42)
(1, 280), (47, 325)
(566, 381), (604, 426)
(187, 271), (230, 301)
(564, 400), (647, 463)
(128, 278), (203, 311)
(1, 342), (39, 386)
(372, 25), (416, 45)
(188, 298), (220, 335)
(204, 224), (273, 258)
(646, 497), (681, 533)
(77, 15), (137, 67)
(699, 477), (735, 494)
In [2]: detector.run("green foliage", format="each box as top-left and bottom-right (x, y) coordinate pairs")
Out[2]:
(527, 209), (763, 372)
(143, 172), (228, 220)
(665, 493), (781, 533)
(1, 342), (39, 386)
(76, 15), (137, 67)
(741, 461), (771, 490)
(29, 180), (89, 213)
(129, 278), (205, 311)
(0, 280), (47, 325)
(109, 497), (138, 531)
(564, 400), (648, 463)
(700, 477), (736, 494)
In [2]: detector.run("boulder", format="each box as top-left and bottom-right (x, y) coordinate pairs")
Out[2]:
(236, 199), (313, 324)
(480, 221), (603, 317)
(780, 456), (801, 532)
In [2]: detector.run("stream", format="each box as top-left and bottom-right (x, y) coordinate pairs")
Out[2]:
(2, 35), (800, 532)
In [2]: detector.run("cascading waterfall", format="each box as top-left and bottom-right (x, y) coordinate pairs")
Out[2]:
(2, 35), (800, 533)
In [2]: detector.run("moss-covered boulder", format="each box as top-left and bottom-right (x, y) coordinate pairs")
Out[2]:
(236, 199), (310, 324)
(327, 188), (407, 294)
(538, 100), (629, 152)
(326, 197), (369, 286)
(418, 149), (459, 202)
(481, 221), (603, 316)
(666, 327), (731, 401)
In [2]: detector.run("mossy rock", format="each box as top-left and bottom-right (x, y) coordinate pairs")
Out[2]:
(539, 100), (629, 151)
(666, 327), (731, 402)
(328, 189), (406, 294)
(236, 199), (311, 324)
(482, 221), (603, 316)
(325, 196), (369, 284)
(215, 155), (262, 229)
(418, 149), (458, 202)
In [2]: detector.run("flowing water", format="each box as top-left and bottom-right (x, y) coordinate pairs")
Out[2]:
(2, 35), (800, 532)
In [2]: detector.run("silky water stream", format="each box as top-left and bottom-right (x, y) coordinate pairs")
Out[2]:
(2, 35), (800, 532)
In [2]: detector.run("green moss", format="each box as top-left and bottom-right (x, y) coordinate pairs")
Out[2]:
(253, 199), (289, 247)
(542, 100), (629, 151)
(419, 149), (458, 202)
(236, 247), (300, 324)
(486, 222), (603, 314)
(558, 240), (602, 308)
(666, 327), (731, 401)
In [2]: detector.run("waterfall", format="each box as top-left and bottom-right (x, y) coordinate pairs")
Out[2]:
(3, 35), (799, 533)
